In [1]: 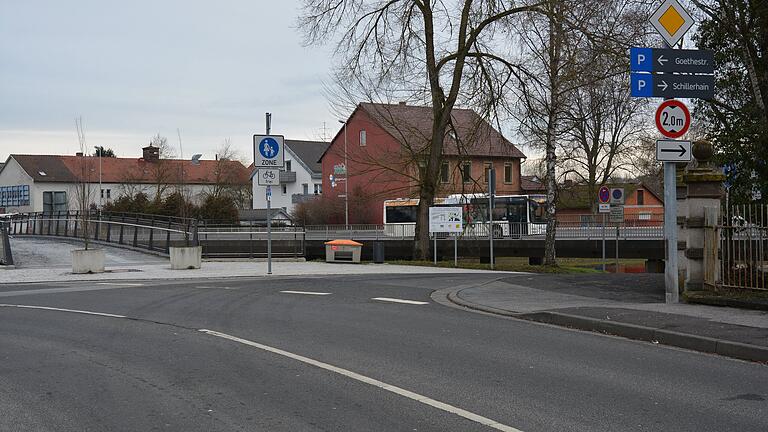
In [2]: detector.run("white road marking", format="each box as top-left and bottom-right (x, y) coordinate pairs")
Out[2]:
(96, 282), (145, 287)
(0, 303), (520, 431)
(0, 285), (141, 298)
(199, 329), (522, 432)
(280, 290), (332, 296)
(0, 303), (126, 318)
(372, 297), (429, 305)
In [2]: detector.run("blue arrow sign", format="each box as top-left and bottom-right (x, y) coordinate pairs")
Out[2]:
(630, 47), (714, 74)
(631, 73), (714, 99)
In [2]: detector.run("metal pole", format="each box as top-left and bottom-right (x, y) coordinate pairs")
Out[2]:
(602, 212), (606, 271)
(664, 162), (679, 303)
(266, 113), (272, 275)
(488, 169), (495, 270)
(267, 187), (272, 275)
(615, 225), (620, 273)
(433, 234), (437, 265)
(454, 234), (458, 267)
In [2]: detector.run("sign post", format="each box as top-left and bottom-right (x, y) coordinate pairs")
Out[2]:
(429, 206), (464, 266)
(254, 115), (285, 276)
(598, 186), (610, 272)
(630, 0), (709, 303)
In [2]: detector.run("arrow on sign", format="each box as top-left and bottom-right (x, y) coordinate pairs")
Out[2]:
(660, 143), (687, 158)
(657, 55), (668, 66)
(657, 80), (668, 92)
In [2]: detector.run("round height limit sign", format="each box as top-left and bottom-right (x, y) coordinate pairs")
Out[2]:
(655, 100), (690, 139)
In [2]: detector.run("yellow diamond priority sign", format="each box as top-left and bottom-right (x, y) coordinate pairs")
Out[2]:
(650, 0), (694, 47)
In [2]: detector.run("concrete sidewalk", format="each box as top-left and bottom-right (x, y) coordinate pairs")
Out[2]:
(448, 273), (768, 363)
(0, 260), (507, 284)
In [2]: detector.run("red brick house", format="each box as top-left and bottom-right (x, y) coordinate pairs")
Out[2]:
(319, 102), (527, 224)
(557, 182), (664, 223)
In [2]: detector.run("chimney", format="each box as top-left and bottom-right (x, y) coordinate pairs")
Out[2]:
(142, 144), (160, 162)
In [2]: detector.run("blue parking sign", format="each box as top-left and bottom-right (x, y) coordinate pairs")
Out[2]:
(630, 47), (653, 72)
(630, 74), (653, 97)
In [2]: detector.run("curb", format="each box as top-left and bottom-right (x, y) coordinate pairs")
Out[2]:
(448, 289), (768, 364)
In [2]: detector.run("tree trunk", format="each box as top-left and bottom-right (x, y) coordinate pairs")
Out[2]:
(543, 0), (563, 267)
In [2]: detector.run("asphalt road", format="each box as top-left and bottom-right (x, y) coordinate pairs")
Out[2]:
(0, 274), (766, 432)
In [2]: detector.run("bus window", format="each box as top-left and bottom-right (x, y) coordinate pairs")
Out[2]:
(385, 205), (418, 223)
(529, 197), (546, 224)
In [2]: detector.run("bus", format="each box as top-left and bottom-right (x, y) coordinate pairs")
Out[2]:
(383, 194), (546, 238)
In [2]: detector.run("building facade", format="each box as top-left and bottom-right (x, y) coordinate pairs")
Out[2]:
(251, 140), (328, 214)
(320, 102), (527, 224)
(0, 146), (250, 214)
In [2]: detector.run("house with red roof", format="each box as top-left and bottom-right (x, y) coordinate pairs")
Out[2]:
(0, 145), (250, 214)
(320, 102), (529, 224)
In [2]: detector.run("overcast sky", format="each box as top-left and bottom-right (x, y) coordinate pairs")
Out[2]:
(0, 0), (339, 162)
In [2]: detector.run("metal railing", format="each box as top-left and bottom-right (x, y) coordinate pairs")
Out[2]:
(719, 204), (767, 290)
(8, 211), (196, 256)
(304, 215), (664, 241)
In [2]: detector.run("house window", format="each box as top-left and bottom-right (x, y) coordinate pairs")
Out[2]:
(359, 130), (367, 146)
(302, 183), (309, 195)
(100, 189), (111, 199)
(483, 163), (493, 183)
(282, 184), (287, 194)
(314, 184), (322, 195)
(639, 212), (651, 220)
(286, 160), (292, 172)
(504, 163), (513, 184)
(461, 162), (472, 184)
(636, 189), (645, 205)
(440, 162), (449, 183)
(43, 191), (67, 213)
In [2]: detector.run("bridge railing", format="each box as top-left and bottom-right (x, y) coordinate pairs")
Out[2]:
(8, 211), (196, 255)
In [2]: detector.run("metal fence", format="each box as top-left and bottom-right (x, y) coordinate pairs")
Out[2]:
(305, 214), (664, 241)
(8, 211), (196, 255)
(196, 221), (305, 258)
(719, 204), (767, 290)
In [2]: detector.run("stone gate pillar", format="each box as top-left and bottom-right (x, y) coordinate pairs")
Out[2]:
(682, 140), (725, 292)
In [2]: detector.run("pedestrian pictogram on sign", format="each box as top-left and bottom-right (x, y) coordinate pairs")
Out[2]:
(655, 100), (691, 139)
(253, 134), (285, 169)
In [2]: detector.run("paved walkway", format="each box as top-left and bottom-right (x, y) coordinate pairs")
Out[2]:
(449, 274), (768, 362)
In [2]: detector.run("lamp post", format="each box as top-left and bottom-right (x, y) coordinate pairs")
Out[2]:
(338, 120), (349, 227)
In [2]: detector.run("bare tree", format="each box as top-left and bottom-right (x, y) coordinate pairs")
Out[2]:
(559, 72), (651, 211)
(74, 117), (94, 250)
(513, 0), (651, 265)
(300, 0), (544, 259)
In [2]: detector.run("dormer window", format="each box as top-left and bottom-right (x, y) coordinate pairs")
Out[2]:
(38, 171), (46, 176)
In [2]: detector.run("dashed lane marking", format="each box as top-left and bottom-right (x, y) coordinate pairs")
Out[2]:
(372, 297), (429, 305)
(280, 290), (332, 296)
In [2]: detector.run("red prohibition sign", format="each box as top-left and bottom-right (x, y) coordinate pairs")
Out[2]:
(655, 99), (691, 139)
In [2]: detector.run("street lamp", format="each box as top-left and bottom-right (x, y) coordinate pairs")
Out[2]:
(338, 119), (349, 227)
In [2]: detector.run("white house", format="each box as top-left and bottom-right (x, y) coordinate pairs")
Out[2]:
(0, 145), (251, 214)
(252, 140), (328, 214)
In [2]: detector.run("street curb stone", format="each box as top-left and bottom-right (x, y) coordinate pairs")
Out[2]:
(448, 288), (768, 363)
